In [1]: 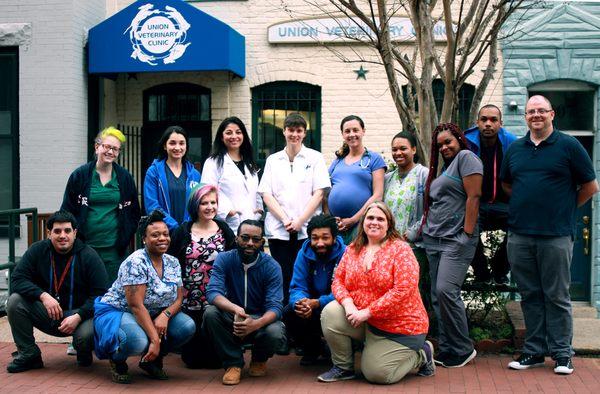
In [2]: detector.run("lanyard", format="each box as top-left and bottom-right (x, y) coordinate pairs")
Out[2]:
(49, 255), (76, 310)
(489, 148), (498, 204)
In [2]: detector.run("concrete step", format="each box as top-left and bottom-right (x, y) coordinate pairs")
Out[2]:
(507, 301), (600, 355)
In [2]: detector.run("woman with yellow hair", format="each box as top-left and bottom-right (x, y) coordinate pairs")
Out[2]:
(61, 127), (141, 283)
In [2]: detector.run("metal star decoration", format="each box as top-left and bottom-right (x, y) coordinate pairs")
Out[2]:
(354, 65), (369, 80)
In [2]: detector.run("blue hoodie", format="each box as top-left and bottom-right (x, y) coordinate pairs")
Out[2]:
(143, 158), (201, 230)
(464, 126), (517, 158)
(288, 235), (346, 310)
(206, 250), (284, 319)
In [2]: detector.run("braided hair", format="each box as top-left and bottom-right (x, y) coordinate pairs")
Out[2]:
(421, 123), (469, 229)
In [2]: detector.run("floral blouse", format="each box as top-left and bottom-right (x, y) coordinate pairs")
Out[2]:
(182, 230), (226, 311)
(384, 167), (418, 234)
(332, 239), (428, 335)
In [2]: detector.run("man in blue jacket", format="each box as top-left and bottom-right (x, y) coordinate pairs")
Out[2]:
(203, 219), (284, 385)
(465, 105), (517, 285)
(285, 214), (345, 366)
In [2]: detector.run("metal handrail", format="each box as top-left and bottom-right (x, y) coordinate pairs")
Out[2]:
(0, 208), (39, 294)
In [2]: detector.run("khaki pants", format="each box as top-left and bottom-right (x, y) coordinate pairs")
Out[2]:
(321, 301), (425, 384)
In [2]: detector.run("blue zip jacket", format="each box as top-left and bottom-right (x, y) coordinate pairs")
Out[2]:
(93, 297), (123, 360)
(464, 126), (517, 157)
(143, 159), (201, 230)
(288, 235), (346, 310)
(206, 250), (284, 319)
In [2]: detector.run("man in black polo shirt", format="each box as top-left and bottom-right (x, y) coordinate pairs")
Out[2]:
(500, 95), (598, 375)
(465, 105), (517, 285)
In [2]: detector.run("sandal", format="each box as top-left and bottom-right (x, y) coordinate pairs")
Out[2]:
(109, 359), (131, 384)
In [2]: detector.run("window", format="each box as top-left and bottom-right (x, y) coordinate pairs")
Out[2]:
(0, 47), (19, 223)
(402, 79), (475, 130)
(252, 81), (321, 167)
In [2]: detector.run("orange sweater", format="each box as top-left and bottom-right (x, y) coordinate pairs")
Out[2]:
(332, 239), (429, 335)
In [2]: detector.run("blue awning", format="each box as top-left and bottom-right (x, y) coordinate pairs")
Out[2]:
(88, 0), (245, 77)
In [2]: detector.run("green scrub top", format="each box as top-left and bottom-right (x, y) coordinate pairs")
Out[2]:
(85, 170), (120, 249)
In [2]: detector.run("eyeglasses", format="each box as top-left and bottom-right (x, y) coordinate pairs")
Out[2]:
(526, 108), (553, 116)
(239, 234), (263, 243)
(100, 143), (121, 153)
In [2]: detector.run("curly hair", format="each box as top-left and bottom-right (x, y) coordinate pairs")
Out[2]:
(138, 209), (167, 237)
(307, 213), (339, 238)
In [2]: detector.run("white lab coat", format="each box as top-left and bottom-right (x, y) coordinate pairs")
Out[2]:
(201, 154), (263, 233)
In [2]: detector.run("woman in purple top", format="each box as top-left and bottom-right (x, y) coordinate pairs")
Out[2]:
(325, 115), (387, 244)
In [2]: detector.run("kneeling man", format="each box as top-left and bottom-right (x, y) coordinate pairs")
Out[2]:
(285, 214), (345, 365)
(203, 219), (285, 385)
(7, 211), (108, 372)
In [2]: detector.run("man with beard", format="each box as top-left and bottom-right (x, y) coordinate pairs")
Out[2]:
(203, 219), (285, 385)
(285, 214), (346, 365)
(6, 210), (108, 373)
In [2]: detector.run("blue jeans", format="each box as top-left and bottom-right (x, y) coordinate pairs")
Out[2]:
(111, 311), (195, 362)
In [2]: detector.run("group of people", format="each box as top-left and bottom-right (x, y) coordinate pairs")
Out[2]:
(5, 95), (597, 385)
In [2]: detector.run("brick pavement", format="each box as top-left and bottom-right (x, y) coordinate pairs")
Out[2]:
(2, 342), (600, 393)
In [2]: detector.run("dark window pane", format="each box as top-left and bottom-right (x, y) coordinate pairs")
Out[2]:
(0, 142), (13, 210)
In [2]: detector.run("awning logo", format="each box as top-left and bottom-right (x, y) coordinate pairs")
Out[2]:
(125, 3), (191, 66)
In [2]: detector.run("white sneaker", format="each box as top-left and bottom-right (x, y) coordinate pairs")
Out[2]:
(66, 344), (77, 356)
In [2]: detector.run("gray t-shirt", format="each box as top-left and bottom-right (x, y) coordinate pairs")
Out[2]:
(424, 150), (483, 237)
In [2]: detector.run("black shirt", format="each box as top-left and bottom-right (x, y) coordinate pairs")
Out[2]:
(500, 130), (595, 236)
(480, 142), (508, 204)
(165, 164), (187, 225)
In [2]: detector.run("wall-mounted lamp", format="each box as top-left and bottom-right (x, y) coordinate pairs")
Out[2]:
(508, 100), (518, 110)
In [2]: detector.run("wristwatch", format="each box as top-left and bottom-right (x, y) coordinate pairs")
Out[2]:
(162, 310), (172, 318)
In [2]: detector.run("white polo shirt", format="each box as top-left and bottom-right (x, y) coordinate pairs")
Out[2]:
(258, 145), (331, 240)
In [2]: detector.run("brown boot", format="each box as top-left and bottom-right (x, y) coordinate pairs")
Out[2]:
(222, 367), (242, 385)
(248, 361), (267, 377)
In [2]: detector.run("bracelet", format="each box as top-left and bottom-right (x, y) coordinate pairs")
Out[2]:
(162, 310), (172, 318)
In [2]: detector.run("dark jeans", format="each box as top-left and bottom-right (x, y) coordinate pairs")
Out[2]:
(181, 309), (221, 368)
(6, 293), (94, 359)
(268, 238), (304, 305)
(202, 305), (286, 369)
(471, 202), (510, 282)
(282, 304), (322, 356)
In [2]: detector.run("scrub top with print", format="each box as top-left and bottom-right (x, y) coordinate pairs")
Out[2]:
(101, 248), (182, 315)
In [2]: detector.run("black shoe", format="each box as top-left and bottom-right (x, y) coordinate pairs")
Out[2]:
(300, 354), (319, 366)
(508, 353), (545, 370)
(139, 358), (168, 380)
(434, 351), (449, 366)
(76, 352), (93, 367)
(6, 354), (44, 373)
(442, 349), (477, 368)
(494, 276), (510, 286)
(554, 357), (574, 375)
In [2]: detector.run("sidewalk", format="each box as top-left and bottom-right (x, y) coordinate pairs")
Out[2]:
(1, 342), (599, 393)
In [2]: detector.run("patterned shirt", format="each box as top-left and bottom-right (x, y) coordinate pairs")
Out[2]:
(101, 249), (182, 315)
(332, 239), (428, 335)
(384, 167), (418, 234)
(182, 230), (226, 310)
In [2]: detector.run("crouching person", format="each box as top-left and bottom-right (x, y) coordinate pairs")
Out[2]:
(284, 214), (346, 365)
(203, 219), (285, 385)
(94, 210), (195, 384)
(318, 202), (433, 384)
(7, 210), (108, 373)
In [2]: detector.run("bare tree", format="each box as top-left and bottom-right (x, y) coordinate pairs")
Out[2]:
(280, 0), (532, 162)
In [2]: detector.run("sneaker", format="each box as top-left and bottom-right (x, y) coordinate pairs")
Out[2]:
(66, 343), (77, 356)
(317, 365), (356, 382)
(554, 357), (574, 375)
(508, 353), (545, 370)
(442, 349), (477, 368)
(248, 361), (267, 377)
(6, 354), (44, 373)
(434, 351), (449, 366)
(417, 341), (436, 377)
(109, 359), (131, 384)
(222, 367), (242, 385)
(139, 358), (168, 380)
(76, 351), (93, 367)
